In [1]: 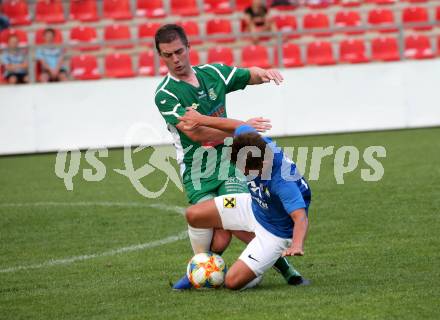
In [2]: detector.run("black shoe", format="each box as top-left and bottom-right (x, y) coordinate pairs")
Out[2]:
(287, 275), (311, 286)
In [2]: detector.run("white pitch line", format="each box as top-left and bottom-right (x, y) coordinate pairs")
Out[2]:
(0, 201), (188, 274)
(0, 230), (188, 274)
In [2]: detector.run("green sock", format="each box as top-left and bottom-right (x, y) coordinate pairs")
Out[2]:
(273, 257), (302, 280)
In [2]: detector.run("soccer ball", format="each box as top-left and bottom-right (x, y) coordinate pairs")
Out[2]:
(187, 252), (227, 289)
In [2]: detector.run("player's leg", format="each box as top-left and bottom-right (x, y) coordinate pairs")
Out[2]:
(224, 259), (257, 290)
(226, 225), (291, 290)
(217, 176), (304, 285)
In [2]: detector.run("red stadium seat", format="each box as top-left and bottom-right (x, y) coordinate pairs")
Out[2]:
(70, 0), (99, 22)
(303, 13), (331, 37)
(241, 45), (271, 69)
(2, 0), (31, 25)
(159, 59), (168, 75)
(273, 15), (298, 38)
(371, 37), (400, 61)
(170, 0), (199, 16)
(69, 26), (99, 51)
(334, 10), (362, 34)
(340, 0), (361, 7)
(35, 0), (65, 24)
(436, 6), (440, 24)
(274, 43), (303, 68)
(104, 24), (132, 49)
(190, 49), (200, 66)
(404, 35), (434, 59)
(306, 41), (336, 65)
(339, 39), (370, 63)
(366, 0), (396, 4)
(402, 6), (431, 31)
(180, 21), (201, 45)
(103, 0), (132, 20)
(438, 36), (440, 56)
(236, 0), (252, 11)
(0, 28), (28, 48)
(105, 53), (135, 78)
(136, 0), (165, 18)
(206, 19), (234, 43)
(70, 55), (101, 80)
(139, 51), (155, 76)
(207, 46), (234, 65)
(306, 0), (337, 9)
(404, 0), (427, 3)
(138, 22), (161, 47)
(0, 65), (5, 84)
(204, 0), (232, 14)
(35, 28), (63, 45)
(367, 8), (397, 32)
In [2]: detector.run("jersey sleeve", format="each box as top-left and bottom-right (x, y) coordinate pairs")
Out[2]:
(272, 175), (306, 216)
(211, 64), (251, 93)
(154, 91), (185, 126)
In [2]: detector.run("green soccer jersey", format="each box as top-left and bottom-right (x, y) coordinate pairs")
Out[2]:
(154, 63), (251, 203)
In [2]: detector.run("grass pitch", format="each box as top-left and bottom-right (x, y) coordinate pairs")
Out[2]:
(0, 128), (439, 320)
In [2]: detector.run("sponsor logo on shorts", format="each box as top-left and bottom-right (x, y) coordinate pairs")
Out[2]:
(223, 197), (236, 209)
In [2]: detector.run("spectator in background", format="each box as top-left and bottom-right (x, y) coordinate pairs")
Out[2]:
(244, 0), (276, 44)
(1, 34), (29, 84)
(36, 28), (68, 82)
(271, 0), (299, 7)
(0, 0), (11, 31)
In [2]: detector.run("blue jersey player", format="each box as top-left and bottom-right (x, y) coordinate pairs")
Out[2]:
(180, 110), (311, 290)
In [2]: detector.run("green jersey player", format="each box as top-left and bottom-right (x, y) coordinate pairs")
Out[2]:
(153, 24), (299, 289)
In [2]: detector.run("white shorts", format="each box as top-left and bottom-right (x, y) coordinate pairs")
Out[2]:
(214, 193), (292, 276)
(214, 193), (256, 233)
(239, 221), (292, 276)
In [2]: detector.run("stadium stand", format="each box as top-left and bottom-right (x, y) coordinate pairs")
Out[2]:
(69, 26), (99, 51)
(241, 44), (271, 69)
(371, 36), (401, 61)
(207, 46), (234, 65)
(306, 40), (336, 65)
(339, 39), (370, 63)
(35, 28), (63, 45)
(274, 43), (303, 68)
(105, 52), (135, 78)
(70, 54), (101, 80)
(103, 0), (133, 20)
(0, 0), (439, 83)
(170, 0), (199, 16)
(2, 0), (30, 25)
(136, 0), (166, 18)
(104, 24), (133, 49)
(35, 0), (65, 24)
(69, 0), (99, 22)
(404, 34), (435, 59)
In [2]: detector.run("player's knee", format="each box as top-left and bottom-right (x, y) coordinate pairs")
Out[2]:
(185, 205), (201, 227)
(210, 229), (231, 253)
(224, 273), (242, 290)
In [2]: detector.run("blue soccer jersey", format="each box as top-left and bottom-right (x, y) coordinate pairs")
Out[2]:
(234, 125), (312, 239)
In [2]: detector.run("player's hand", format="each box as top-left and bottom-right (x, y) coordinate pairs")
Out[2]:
(282, 245), (304, 257)
(246, 117), (272, 133)
(259, 69), (284, 85)
(178, 107), (204, 131)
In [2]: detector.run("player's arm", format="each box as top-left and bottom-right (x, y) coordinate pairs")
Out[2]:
(283, 209), (308, 257)
(156, 93), (232, 143)
(248, 67), (284, 86)
(175, 121), (232, 143)
(272, 177), (309, 257)
(179, 108), (272, 133)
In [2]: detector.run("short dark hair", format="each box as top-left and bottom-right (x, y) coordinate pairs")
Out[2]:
(154, 24), (189, 53)
(43, 28), (56, 36)
(231, 132), (270, 170)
